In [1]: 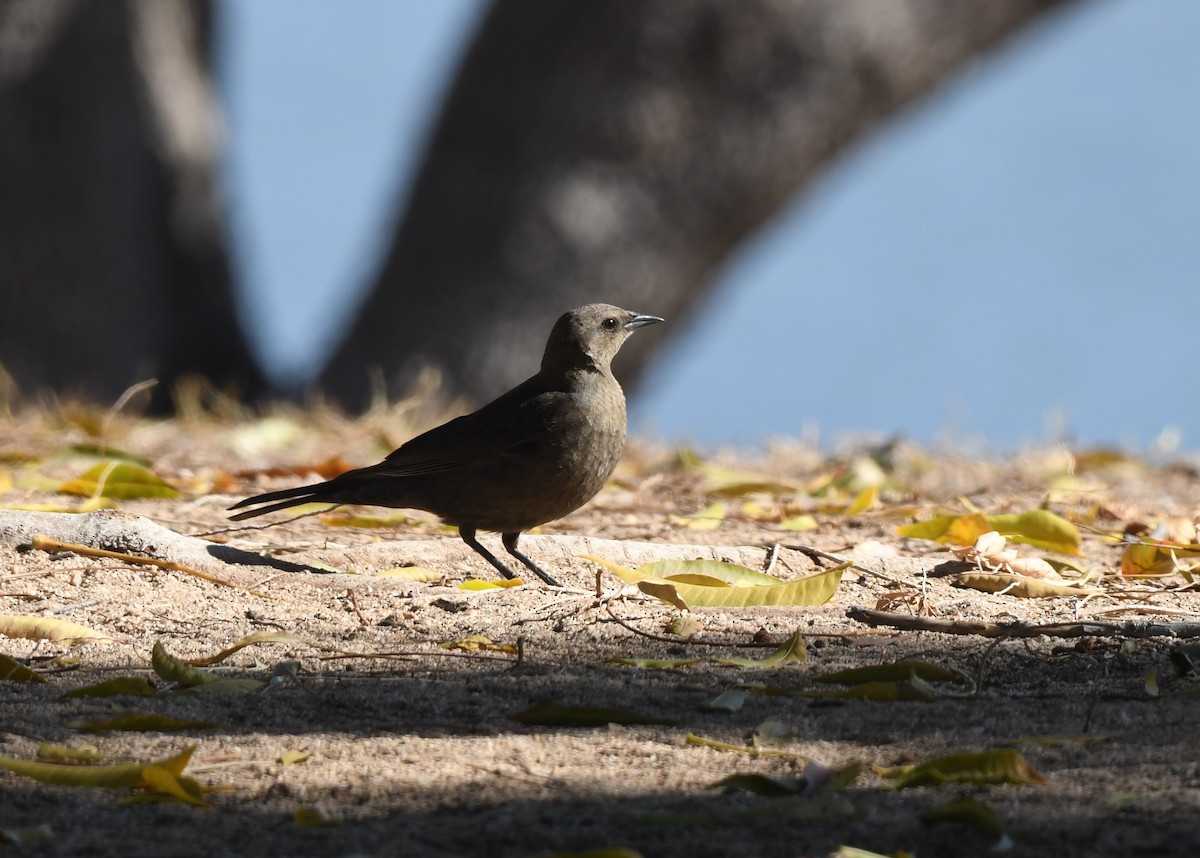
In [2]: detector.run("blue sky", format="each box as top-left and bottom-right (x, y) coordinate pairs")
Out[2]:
(219, 0), (1199, 451)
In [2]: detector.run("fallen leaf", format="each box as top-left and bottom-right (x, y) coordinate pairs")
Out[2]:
(0, 654), (48, 684)
(0, 615), (114, 645)
(877, 749), (1046, 789)
(58, 462), (179, 500)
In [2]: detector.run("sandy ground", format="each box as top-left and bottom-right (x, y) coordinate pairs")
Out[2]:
(1, 409), (1199, 857)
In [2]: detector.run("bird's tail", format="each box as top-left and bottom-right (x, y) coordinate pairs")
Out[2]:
(228, 483), (331, 521)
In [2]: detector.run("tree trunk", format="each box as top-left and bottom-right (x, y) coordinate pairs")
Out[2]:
(320, 0), (1078, 410)
(0, 0), (262, 409)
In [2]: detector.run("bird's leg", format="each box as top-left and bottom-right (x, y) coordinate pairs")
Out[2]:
(502, 532), (562, 587)
(458, 526), (523, 580)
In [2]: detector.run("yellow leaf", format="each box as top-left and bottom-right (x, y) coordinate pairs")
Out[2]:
(845, 485), (879, 517)
(1120, 541), (1200, 578)
(37, 743), (105, 762)
(0, 654), (48, 684)
(320, 511), (423, 529)
(0, 746), (196, 790)
(0, 614), (114, 645)
(151, 642), (216, 687)
(585, 555), (845, 609)
(952, 572), (1103, 598)
(0, 470), (12, 494)
(637, 581), (690, 610)
(684, 733), (806, 760)
(740, 501), (777, 521)
(899, 509), (1080, 554)
(279, 749), (311, 766)
(670, 501), (727, 530)
(438, 635), (517, 654)
(641, 559), (781, 586)
(140, 765), (209, 807)
(58, 461), (179, 500)
(607, 657), (703, 669)
(781, 515), (818, 532)
(459, 578), (523, 590)
(715, 630), (806, 669)
(877, 749), (1046, 789)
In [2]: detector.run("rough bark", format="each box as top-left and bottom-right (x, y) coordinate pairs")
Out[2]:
(0, 0), (262, 408)
(321, 0), (1079, 410)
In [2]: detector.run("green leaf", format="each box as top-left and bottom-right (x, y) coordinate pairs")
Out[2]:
(715, 630), (807, 669)
(815, 660), (968, 686)
(320, 510), (423, 529)
(583, 555), (846, 608)
(151, 642), (216, 687)
(607, 657), (703, 670)
(642, 559), (781, 586)
(0, 653), (48, 684)
(877, 749), (1046, 789)
(59, 461), (179, 499)
(62, 677), (157, 698)
(37, 743), (105, 762)
(509, 701), (678, 728)
(69, 713), (222, 732)
(710, 773), (805, 795)
(684, 733), (807, 760)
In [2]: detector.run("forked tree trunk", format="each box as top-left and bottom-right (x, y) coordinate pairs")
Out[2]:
(321, 0), (1077, 410)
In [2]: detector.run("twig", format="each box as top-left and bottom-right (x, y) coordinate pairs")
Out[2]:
(29, 534), (265, 598)
(846, 606), (1200, 639)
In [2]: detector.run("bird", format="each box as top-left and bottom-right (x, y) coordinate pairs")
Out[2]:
(229, 304), (664, 586)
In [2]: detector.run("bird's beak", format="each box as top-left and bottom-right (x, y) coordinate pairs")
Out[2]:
(624, 313), (665, 331)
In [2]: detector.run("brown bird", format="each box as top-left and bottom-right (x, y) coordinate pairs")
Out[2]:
(229, 304), (664, 586)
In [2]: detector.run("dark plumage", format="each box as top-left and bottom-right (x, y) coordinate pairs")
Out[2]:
(229, 304), (663, 586)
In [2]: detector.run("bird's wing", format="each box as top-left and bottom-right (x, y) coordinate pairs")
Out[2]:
(358, 380), (567, 478)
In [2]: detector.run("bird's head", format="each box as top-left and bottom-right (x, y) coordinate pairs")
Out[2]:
(541, 303), (664, 375)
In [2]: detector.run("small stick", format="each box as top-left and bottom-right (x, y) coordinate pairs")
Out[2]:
(847, 606), (1200, 639)
(29, 534), (264, 598)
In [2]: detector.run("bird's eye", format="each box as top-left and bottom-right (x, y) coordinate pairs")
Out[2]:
(602, 317), (619, 331)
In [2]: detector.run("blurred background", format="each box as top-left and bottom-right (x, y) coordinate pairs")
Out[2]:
(2, 0), (1196, 452)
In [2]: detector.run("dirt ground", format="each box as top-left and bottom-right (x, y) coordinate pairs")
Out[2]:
(1, 407), (1198, 858)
